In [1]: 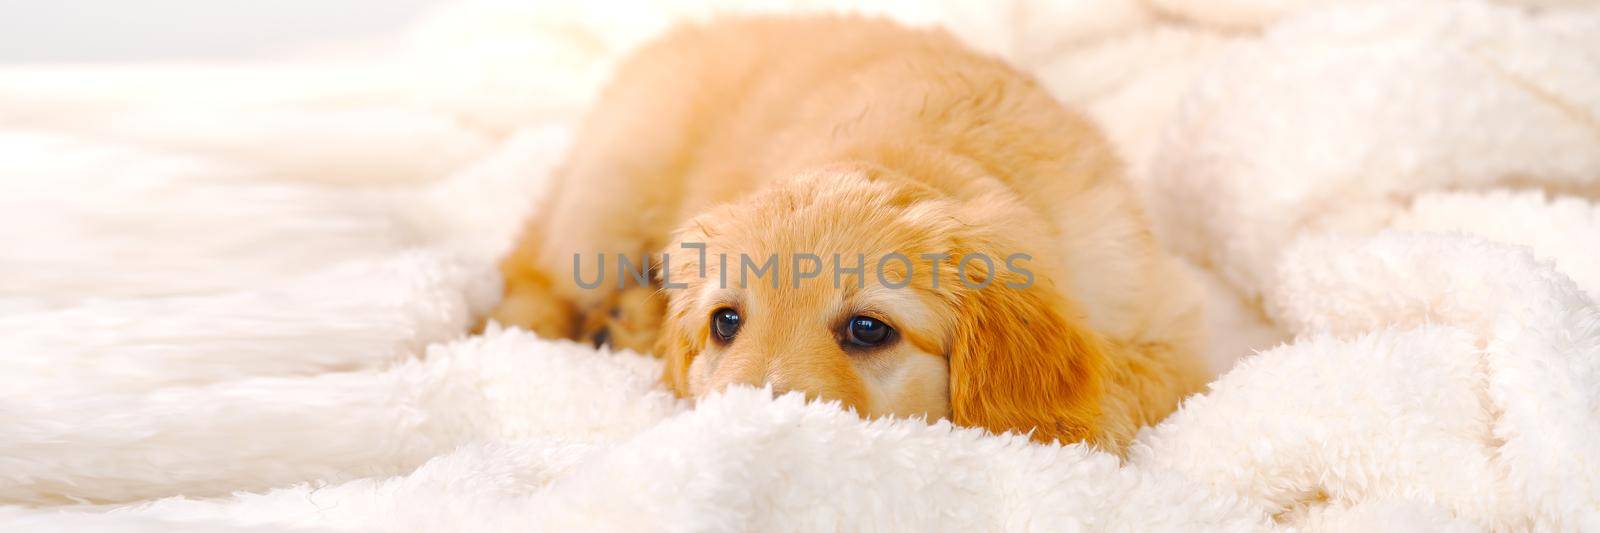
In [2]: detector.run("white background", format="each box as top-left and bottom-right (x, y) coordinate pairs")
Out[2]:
(0, 0), (447, 63)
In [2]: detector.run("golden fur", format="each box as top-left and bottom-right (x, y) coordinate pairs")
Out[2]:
(490, 16), (1207, 451)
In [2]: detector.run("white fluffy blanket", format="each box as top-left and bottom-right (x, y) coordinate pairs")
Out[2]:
(3, 1), (1599, 531)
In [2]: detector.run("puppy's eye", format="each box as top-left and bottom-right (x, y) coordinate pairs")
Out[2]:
(844, 316), (894, 348)
(711, 308), (741, 343)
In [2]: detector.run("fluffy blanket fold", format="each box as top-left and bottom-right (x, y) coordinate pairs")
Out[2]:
(2, 0), (1597, 531)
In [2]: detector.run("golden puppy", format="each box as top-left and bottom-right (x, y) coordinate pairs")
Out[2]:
(491, 16), (1207, 450)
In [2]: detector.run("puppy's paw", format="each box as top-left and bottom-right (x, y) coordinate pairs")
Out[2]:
(582, 286), (666, 355)
(485, 271), (580, 341)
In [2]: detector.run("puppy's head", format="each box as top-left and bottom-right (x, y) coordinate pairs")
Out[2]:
(657, 166), (1111, 443)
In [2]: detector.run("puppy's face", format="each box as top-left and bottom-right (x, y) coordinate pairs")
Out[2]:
(658, 168), (1110, 441)
(660, 169), (955, 419)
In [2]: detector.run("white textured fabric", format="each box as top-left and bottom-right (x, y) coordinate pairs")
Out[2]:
(1, 0), (1597, 530)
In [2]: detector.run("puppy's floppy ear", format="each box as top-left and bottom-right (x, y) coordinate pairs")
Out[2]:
(654, 221), (714, 398)
(946, 258), (1110, 446)
(657, 302), (700, 397)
